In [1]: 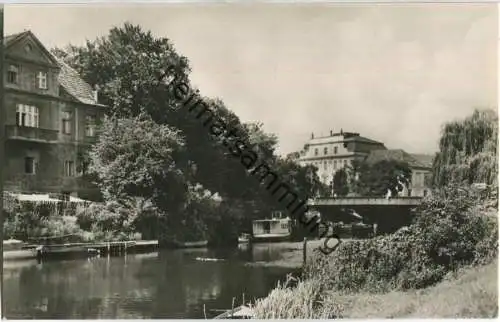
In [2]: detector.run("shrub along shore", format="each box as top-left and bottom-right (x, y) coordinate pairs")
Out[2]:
(252, 185), (498, 318)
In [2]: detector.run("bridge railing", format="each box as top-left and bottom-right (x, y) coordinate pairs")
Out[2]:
(308, 197), (423, 206)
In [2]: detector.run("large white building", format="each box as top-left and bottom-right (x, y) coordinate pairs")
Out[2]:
(298, 130), (387, 185)
(296, 130), (434, 197)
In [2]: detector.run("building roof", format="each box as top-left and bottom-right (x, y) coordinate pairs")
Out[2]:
(409, 153), (434, 168)
(344, 135), (385, 145)
(366, 149), (434, 169)
(56, 58), (101, 106)
(3, 31), (27, 46)
(306, 132), (385, 146)
(5, 30), (103, 107)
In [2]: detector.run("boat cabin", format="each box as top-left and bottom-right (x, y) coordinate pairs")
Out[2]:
(252, 211), (292, 241)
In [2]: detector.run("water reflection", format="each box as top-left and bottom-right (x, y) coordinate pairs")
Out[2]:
(3, 244), (296, 319)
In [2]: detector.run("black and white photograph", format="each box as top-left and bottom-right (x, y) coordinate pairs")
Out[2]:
(0, 1), (498, 319)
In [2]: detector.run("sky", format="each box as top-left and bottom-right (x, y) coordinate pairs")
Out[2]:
(5, 3), (498, 155)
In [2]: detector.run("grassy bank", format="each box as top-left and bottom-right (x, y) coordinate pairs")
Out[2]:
(337, 260), (498, 318)
(254, 259), (497, 318)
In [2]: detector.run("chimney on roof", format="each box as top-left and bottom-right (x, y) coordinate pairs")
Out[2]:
(311, 132), (314, 139)
(340, 128), (343, 135)
(330, 130), (333, 136)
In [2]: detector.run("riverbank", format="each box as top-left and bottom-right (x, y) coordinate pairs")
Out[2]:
(253, 260), (498, 318)
(252, 187), (498, 318)
(325, 260), (497, 318)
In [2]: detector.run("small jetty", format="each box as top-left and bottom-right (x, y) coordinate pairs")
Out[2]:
(33, 240), (159, 259)
(3, 236), (159, 261)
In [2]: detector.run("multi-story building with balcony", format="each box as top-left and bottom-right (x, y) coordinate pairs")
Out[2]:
(298, 130), (387, 185)
(3, 30), (105, 200)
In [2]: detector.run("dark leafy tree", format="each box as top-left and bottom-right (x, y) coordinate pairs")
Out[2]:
(53, 23), (330, 242)
(333, 169), (349, 196)
(348, 159), (412, 197)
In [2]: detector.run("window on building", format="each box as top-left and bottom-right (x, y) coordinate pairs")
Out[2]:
(414, 172), (421, 186)
(62, 111), (72, 134)
(77, 160), (89, 176)
(16, 104), (39, 128)
(323, 147), (328, 155)
(37, 71), (48, 89)
(85, 114), (97, 137)
(334, 146), (338, 154)
(24, 157), (36, 174)
(64, 161), (75, 177)
(7, 65), (18, 84)
(314, 148), (318, 156)
(424, 173), (431, 186)
(334, 160), (337, 169)
(324, 161), (327, 170)
(60, 192), (71, 202)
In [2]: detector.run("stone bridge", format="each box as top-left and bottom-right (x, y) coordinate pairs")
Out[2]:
(306, 197), (423, 234)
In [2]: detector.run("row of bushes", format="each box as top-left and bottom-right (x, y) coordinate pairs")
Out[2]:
(2, 190), (234, 245)
(253, 184), (498, 317)
(2, 200), (141, 242)
(304, 184), (497, 292)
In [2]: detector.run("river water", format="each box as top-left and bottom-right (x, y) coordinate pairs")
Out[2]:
(2, 244), (299, 319)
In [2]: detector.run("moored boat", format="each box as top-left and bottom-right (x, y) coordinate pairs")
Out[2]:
(213, 305), (254, 319)
(173, 240), (208, 248)
(26, 235), (101, 260)
(252, 211), (292, 243)
(36, 245), (100, 260)
(3, 239), (37, 261)
(238, 233), (251, 244)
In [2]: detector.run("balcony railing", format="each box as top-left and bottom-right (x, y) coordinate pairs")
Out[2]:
(5, 125), (58, 143)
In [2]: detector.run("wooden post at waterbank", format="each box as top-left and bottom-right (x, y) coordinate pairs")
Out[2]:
(0, 4), (5, 316)
(303, 237), (307, 267)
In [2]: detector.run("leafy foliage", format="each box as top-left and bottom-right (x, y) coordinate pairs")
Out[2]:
(51, 23), (326, 242)
(333, 168), (349, 196)
(89, 115), (188, 213)
(432, 109), (498, 188)
(3, 201), (88, 241)
(347, 159), (411, 197)
(304, 184), (498, 293)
